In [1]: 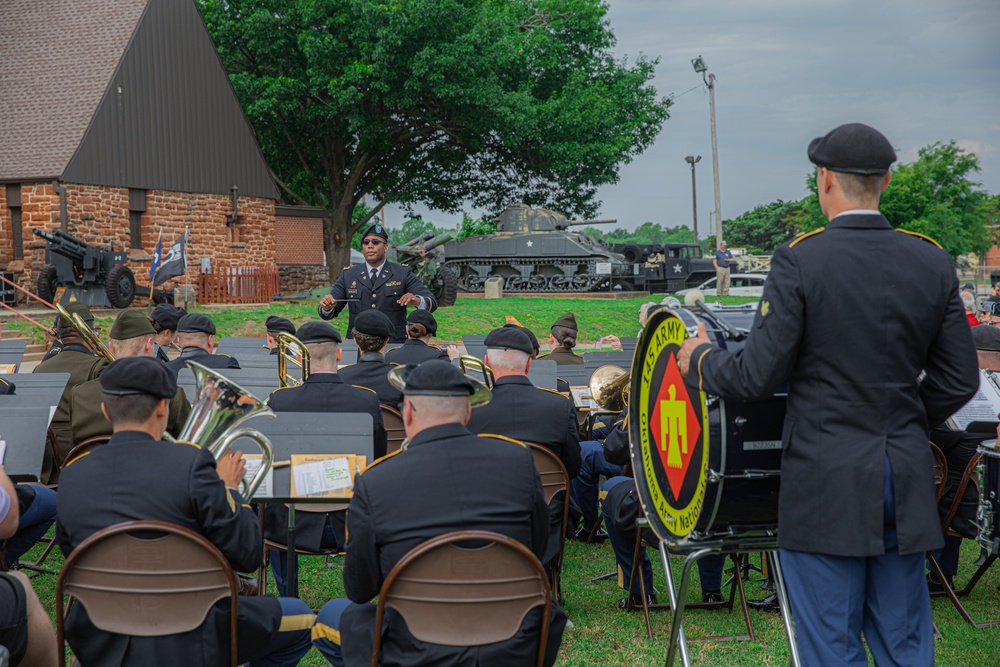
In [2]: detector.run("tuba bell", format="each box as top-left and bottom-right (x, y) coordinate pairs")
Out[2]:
(276, 332), (310, 388)
(589, 364), (630, 412)
(175, 361), (275, 499)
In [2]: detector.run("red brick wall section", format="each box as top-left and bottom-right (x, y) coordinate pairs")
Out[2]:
(275, 216), (325, 265)
(0, 182), (277, 301)
(0, 186), (8, 267)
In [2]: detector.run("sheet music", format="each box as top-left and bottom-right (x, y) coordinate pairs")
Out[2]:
(948, 369), (1000, 431)
(241, 454), (274, 499)
(290, 455), (362, 498)
(571, 387), (595, 409)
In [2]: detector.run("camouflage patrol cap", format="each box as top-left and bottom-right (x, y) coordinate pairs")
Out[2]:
(551, 312), (578, 333)
(110, 310), (155, 340)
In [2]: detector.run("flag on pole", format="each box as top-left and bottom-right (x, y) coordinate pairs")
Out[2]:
(148, 228), (163, 283)
(154, 231), (187, 286)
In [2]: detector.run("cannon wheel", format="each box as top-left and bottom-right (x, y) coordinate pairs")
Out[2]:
(437, 267), (459, 307)
(36, 265), (59, 303)
(105, 266), (136, 308)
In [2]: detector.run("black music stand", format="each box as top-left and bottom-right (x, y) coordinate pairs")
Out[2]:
(525, 359), (557, 390)
(0, 340), (27, 372)
(237, 412), (374, 598)
(0, 407), (53, 481)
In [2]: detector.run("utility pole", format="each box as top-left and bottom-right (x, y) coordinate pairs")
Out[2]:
(692, 56), (723, 246)
(685, 156), (701, 243)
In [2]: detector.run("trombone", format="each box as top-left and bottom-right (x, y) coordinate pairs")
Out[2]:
(54, 303), (114, 363)
(276, 332), (310, 388)
(458, 355), (495, 389)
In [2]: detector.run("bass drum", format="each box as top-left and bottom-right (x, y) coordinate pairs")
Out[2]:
(629, 305), (784, 545)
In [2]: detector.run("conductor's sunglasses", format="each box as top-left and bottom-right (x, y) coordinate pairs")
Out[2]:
(362, 239), (384, 246)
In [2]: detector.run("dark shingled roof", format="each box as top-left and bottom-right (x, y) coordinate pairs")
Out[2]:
(0, 0), (148, 181)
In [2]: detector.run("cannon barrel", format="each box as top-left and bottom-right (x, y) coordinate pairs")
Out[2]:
(421, 231), (455, 252)
(32, 228), (90, 261)
(567, 218), (617, 226)
(397, 231), (435, 251)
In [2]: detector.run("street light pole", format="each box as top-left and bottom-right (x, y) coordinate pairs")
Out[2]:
(692, 56), (723, 246)
(684, 155), (701, 243)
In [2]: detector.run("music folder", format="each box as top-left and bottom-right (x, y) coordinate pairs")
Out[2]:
(948, 368), (1000, 433)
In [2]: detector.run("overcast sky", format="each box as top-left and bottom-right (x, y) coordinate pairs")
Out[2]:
(386, 0), (1000, 233)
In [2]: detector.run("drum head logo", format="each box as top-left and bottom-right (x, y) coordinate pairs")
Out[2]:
(630, 310), (709, 541)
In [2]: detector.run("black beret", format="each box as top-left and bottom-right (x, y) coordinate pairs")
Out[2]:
(177, 313), (216, 335)
(485, 326), (534, 355)
(110, 310), (155, 340)
(58, 301), (94, 327)
(151, 303), (182, 331)
(406, 309), (438, 335)
(552, 312), (578, 332)
(100, 356), (177, 398)
(296, 321), (343, 344)
(961, 283), (976, 292)
(0, 377), (14, 395)
(972, 324), (1000, 351)
(399, 360), (476, 397)
(503, 322), (539, 351)
(354, 310), (394, 338)
(361, 223), (389, 242)
(265, 316), (296, 336)
(807, 123), (896, 175)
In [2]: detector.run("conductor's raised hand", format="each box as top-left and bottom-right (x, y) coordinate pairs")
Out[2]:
(319, 294), (336, 311)
(677, 323), (711, 377)
(397, 293), (421, 307)
(217, 449), (247, 489)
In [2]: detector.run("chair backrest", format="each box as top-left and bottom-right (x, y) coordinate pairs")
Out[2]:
(56, 520), (238, 667)
(372, 530), (551, 667)
(525, 443), (570, 506)
(63, 435), (112, 467)
(381, 404), (406, 454)
(931, 442), (948, 502)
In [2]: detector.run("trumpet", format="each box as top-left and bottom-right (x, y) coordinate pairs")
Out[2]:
(276, 332), (310, 388)
(589, 364), (630, 412)
(174, 362), (274, 499)
(458, 355), (495, 389)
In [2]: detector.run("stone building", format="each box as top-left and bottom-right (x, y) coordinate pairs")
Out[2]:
(0, 0), (328, 303)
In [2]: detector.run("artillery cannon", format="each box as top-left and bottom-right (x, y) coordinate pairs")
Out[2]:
(389, 230), (458, 307)
(32, 228), (136, 308)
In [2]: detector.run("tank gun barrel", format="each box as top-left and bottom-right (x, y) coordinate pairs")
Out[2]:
(568, 218), (617, 226)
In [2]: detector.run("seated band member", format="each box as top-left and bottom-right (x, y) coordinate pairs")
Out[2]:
(0, 476), (58, 666)
(383, 310), (457, 365)
(337, 310), (403, 410)
(69, 310), (191, 445)
(537, 312), (584, 365)
(265, 316), (296, 356)
(1, 466), (58, 575)
(55, 357), (314, 666)
(33, 301), (109, 483)
(312, 361), (567, 666)
(150, 303), (185, 362)
(265, 321), (388, 595)
(466, 327), (581, 560)
(165, 313), (240, 375)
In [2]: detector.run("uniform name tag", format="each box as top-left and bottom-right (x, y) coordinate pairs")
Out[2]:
(743, 440), (782, 451)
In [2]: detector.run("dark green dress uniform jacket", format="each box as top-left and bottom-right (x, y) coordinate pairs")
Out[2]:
(32, 343), (108, 482)
(687, 213), (978, 557)
(537, 346), (584, 365)
(318, 262), (436, 343)
(384, 339), (449, 365)
(165, 347), (240, 376)
(55, 431), (282, 665)
(337, 352), (402, 410)
(339, 423), (567, 667)
(68, 378), (191, 445)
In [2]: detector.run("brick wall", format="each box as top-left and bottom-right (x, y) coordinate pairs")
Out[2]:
(0, 182), (276, 301)
(275, 215), (325, 265)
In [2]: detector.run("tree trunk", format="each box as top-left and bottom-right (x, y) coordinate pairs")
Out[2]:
(324, 207), (355, 283)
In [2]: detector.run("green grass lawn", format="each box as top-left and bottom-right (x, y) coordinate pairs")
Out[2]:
(21, 532), (1000, 665)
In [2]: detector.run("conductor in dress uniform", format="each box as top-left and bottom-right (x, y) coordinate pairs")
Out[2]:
(69, 310), (191, 446)
(264, 321), (388, 595)
(383, 309), (454, 365)
(55, 357), (315, 666)
(679, 123), (979, 666)
(32, 301), (109, 483)
(150, 303), (185, 362)
(310, 360), (567, 667)
(317, 224), (437, 343)
(264, 316), (296, 356)
(536, 312), (584, 365)
(164, 313), (241, 375)
(337, 310), (403, 409)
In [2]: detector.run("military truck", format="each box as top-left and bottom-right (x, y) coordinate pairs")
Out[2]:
(442, 203), (632, 293)
(617, 242), (720, 293)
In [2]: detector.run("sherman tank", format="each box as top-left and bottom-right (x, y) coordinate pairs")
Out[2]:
(443, 203), (631, 293)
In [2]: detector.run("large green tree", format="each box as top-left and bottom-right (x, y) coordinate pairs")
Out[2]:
(801, 141), (995, 259)
(198, 0), (670, 275)
(722, 200), (806, 254)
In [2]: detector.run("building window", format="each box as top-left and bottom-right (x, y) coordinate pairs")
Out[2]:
(6, 185), (22, 261)
(128, 189), (146, 250)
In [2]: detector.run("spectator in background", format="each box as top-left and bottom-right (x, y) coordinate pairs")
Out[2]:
(961, 292), (979, 326)
(979, 297), (1000, 326)
(713, 242), (738, 296)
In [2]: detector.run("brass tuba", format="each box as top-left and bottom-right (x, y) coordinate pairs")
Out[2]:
(458, 355), (495, 389)
(276, 332), (310, 388)
(176, 362), (275, 499)
(589, 364), (630, 412)
(55, 302), (114, 363)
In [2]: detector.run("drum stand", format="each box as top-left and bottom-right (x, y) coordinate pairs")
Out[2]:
(660, 537), (801, 667)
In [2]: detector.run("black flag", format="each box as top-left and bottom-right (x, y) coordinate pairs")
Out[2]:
(153, 231), (187, 286)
